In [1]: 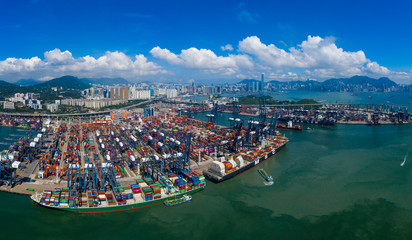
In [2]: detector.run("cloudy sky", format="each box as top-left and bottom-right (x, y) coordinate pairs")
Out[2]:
(1, 0), (411, 84)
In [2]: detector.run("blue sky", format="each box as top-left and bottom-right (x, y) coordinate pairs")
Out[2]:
(0, 0), (411, 84)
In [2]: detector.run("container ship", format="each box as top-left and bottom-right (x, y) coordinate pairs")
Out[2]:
(278, 116), (336, 125)
(203, 135), (288, 183)
(276, 121), (302, 131)
(31, 174), (205, 214)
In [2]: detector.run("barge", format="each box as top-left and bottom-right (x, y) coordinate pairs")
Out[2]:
(258, 168), (274, 184)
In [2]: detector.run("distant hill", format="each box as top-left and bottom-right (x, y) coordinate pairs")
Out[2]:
(0, 80), (26, 99)
(14, 79), (41, 86)
(35, 75), (91, 90)
(263, 75), (400, 92)
(239, 79), (261, 84)
(0, 80), (16, 87)
(81, 77), (129, 86)
(0, 76), (91, 99)
(323, 76), (397, 88)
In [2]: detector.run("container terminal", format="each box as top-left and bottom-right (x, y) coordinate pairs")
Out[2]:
(168, 100), (411, 126)
(0, 104), (288, 213)
(3, 97), (409, 213)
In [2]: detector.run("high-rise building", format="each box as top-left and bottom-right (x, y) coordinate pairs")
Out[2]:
(129, 86), (151, 99)
(110, 86), (129, 100)
(166, 89), (178, 98)
(204, 86), (215, 95)
(261, 74), (264, 91)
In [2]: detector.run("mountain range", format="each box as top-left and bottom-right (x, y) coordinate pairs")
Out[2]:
(237, 75), (412, 92)
(14, 79), (42, 86)
(259, 76), (404, 91)
(239, 79), (261, 84)
(9, 76), (128, 87)
(33, 76), (91, 90)
(0, 75), (131, 99)
(80, 77), (129, 86)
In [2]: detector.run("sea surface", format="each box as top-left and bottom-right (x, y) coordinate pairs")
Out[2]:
(1, 93), (412, 240)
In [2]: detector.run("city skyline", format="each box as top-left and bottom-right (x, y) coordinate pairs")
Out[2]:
(1, 0), (411, 84)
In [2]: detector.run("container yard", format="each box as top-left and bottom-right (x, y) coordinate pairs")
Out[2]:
(26, 116), (210, 213)
(2, 96), (409, 216)
(0, 106), (289, 213)
(4, 98), (408, 214)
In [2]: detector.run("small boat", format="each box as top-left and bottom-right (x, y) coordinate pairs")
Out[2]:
(164, 194), (192, 206)
(258, 168), (274, 184)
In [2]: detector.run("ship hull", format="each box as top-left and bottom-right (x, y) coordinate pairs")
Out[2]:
(31, 187), (204, 214)
(278, 118), (335, 126)
(203, 143), (286, 183)
(276, 126), (302, 131)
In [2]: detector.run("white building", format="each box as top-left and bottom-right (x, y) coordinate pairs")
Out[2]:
(129, 86), (151, 100)
(3, 102), (15, 109)
(166, 89), (178, 98)
(61, 99), (127, 109)
(9, 93), (25, 103)
(156, 88), (167, 96)
(47, 103), (59, 113)
(28, 99), (42, 109)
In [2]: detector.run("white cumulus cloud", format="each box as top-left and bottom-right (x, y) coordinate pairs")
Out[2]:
(0, 57), (43, 74)
(221, 44), (234, 51)
(0, 49), (166, 80)
(238, 35), (368, 70)
(44, 48), (74, 65)
(0, 36), (411, 84)
(150, 46), (254, 75)
(364, 61), (391, 75)
(237, 35), (410, 83)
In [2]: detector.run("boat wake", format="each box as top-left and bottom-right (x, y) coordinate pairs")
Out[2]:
(401, 148), (411, 167)
(264, 181), (274, 186)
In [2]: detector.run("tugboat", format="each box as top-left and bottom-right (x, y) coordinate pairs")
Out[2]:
(164, 194), (192, 206)
(258, 168), (274, 184)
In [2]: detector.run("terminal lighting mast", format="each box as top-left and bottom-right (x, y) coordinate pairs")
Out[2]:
(232, 99), (240, 114)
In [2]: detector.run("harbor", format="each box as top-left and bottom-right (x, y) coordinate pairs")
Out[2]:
(170, 100), (412, 126)
(0, 102), (290, 213)
(0, 93), (409, 238)
(1, 97), (411, 200)
(0, 108), (411, 239)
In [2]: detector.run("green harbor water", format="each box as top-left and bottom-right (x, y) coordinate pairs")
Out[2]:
(1, 109), (412, 239)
